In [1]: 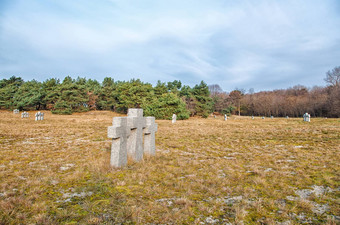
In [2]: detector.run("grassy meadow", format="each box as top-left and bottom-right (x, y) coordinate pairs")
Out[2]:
(0, 110), (339, 224)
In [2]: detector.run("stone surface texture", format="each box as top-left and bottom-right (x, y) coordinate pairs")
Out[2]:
(127, 108), (146, 162)
(143, 117), (158, 155)
(107, 117), (131, 167)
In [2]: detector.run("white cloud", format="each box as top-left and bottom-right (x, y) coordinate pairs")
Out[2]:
(0, 0), (339, 90)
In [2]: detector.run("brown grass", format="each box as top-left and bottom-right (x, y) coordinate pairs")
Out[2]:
(0, 111), (339, 224)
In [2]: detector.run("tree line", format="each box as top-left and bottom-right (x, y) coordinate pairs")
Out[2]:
(0, 76), (212, 119)
(209, 66), (340, 118)
(1, 66), (339, 118)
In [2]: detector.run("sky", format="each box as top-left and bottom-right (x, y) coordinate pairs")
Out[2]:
(0, 0), (339, 92)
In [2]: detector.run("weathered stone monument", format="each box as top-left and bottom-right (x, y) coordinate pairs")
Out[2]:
(224, 114), (227, 121)
(143, 117), (158, 155)
(13, 109), (19, 114)
(107, 108), (158, 168)
(21, 112), (29, 118)
(35, 112), (44, 121)
(172, 114), (177, 124)
(252, 116), (254, 120)
(127, 108), (146, 162)
(303, 113), (311, 122)
(262, 116), (265, 119)
(286, 116), (289, 119)
(108, 117), (130, 167)
(271, 116), (274, 119)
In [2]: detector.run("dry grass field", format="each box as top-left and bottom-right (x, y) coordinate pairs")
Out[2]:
(0, 110), (339, 224)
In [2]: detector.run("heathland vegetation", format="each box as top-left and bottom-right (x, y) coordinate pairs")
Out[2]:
(0, 111), (339, 224)
(0, 66), (339, 118)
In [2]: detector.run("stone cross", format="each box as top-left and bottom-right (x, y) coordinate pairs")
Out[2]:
(172, 114), (177, 124)
(13, 109), (19, 114)
(262, 116), (264, 119)
(252, 116), (254, 120)
(286, 116), (289, 119)
(224, 114), (227, 121)
(127, 108), (146, 162)
(107, 117), (131, 167)
(35, 112), (44, 121)
(21, 112), (29, 118)
(143, 117), (158, 155)
(303, 113), (310, 122)
(271, 116), (274, 119)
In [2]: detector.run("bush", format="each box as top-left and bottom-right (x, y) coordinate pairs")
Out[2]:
(51, 100), (72, 115)
(143, 93), (190, 120)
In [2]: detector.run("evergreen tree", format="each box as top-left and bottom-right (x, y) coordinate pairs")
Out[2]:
(0, 76), (24, 109)
(167, 80), (182, 94)
(13, 80), (43, 110)
(154, 80), (168, 96)
(95, 77), (117, 110)
(86, 79), (101, 92)
(42, 78), (60, 109)
(116, 79), (153, 113)
(191, 81), (213, 118)
(179, 85), (196, 116)
(143, 92), (190, 120)
(52, 76), (89, 114)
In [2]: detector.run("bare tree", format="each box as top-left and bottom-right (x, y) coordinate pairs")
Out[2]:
(229, 90), (243, 116)
(208, 84), (223, 97)
(324, 66), (340, 86)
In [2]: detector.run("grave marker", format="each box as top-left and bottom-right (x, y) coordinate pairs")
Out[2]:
(127, 108), (146, 162)
(107, 108), (158, 168)
(172, 114), (177, 124)
(35, 112), (44, 121)
(21, 112), (29, 118)
(108, 117), (131, 167)
(143, 117), (158, 155)
(303, 113), (310, 122)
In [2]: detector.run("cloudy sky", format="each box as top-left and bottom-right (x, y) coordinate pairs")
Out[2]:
(0, 0), (339, 92)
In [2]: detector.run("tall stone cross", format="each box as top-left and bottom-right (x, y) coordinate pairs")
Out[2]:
(143, 117), (158, 155)
(107, 117), (131, 167)
(127, 108), (146, 162)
